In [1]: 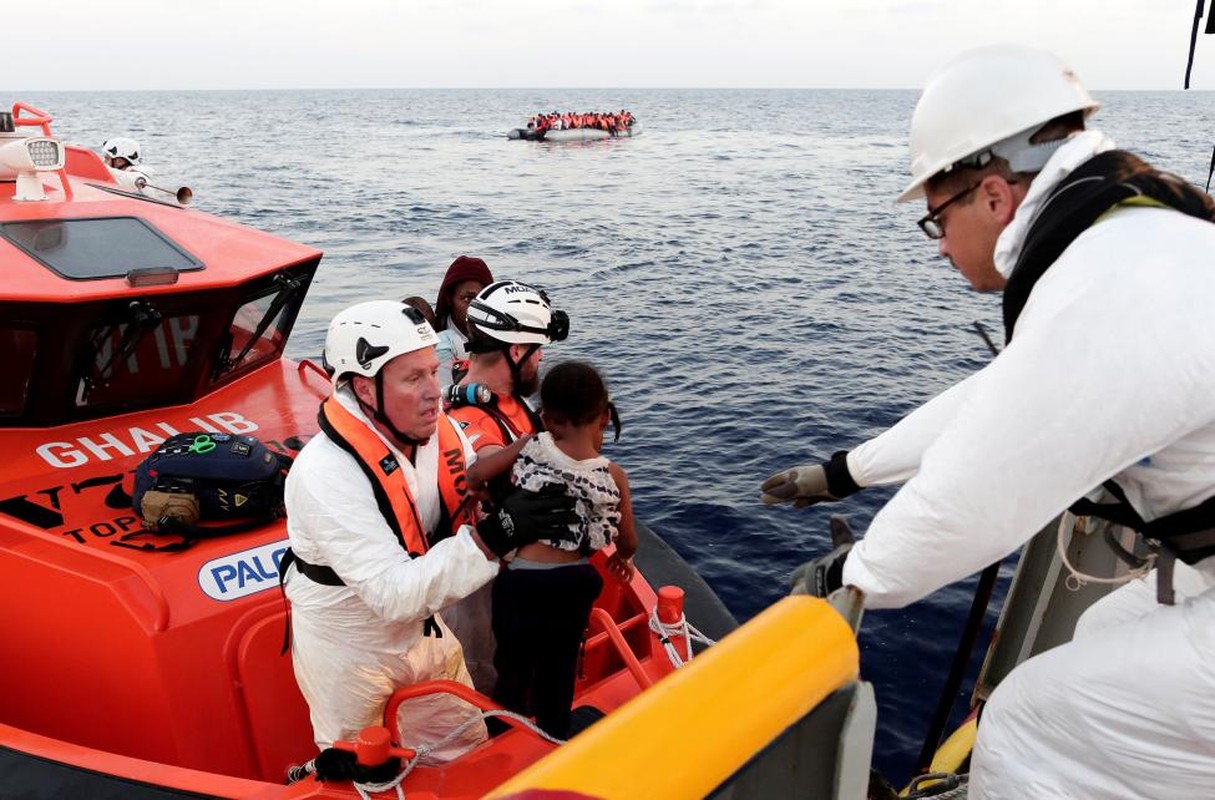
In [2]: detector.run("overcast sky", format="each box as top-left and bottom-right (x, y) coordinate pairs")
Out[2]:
(4, 1), (1212, 91)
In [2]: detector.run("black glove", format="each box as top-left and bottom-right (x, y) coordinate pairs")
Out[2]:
(789, 543), (852, 598)
(761, 450), (861, 508)
(310, 746), (401, 784)
(476, 483), (578, 558)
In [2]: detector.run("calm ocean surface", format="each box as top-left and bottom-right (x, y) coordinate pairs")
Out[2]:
(30, 87), (1215, 781)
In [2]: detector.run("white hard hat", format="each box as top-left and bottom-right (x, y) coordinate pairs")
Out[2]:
(897, 44), (1100, 203)
(466, 280), (569, 348)
(323, 300), (439, 385)
(101, 137), (141, 167)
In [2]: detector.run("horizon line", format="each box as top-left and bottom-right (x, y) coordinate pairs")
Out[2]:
(1, 85), (1203, 94)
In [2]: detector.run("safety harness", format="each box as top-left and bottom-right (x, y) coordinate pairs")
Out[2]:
(280, 397), (475, 650)
(1004, 149), (1215, 602)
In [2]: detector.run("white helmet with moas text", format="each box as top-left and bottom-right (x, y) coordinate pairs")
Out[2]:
(466, 280), (569, 350)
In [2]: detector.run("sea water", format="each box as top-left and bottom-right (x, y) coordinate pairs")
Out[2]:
(31, 86), (1215, 780)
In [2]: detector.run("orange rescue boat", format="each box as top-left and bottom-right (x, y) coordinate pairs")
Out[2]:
(0, 102), (740, 799)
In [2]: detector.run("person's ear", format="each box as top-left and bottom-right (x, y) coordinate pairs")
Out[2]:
(351, 375), (375, 407)
(980, 174), (1021, 225)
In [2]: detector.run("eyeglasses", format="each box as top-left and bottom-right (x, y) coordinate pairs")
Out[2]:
(917, 182), (981, 240)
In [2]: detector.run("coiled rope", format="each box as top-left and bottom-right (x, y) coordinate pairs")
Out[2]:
(648, 607), (715, 668)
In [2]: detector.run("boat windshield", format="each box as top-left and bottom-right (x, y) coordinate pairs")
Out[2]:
(216, 274), (303, 377)
(0, 261), (315, 427)
(77, 301), (200, 409)
(0, 326), (37, 417)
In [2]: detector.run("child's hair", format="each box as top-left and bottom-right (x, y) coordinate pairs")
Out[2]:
(541, 360), (621, 440)
(401, 295), (438, 330)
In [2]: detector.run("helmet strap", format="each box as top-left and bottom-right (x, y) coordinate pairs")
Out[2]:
(504, 343), (542, 389)
(353, 371), (429, 454)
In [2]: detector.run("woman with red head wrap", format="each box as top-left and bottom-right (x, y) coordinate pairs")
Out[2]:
(434, 256), (493, 385)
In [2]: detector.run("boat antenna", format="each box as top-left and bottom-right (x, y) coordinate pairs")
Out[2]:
(1185, 0), (1214, 89)
(134, 176), (193, 206)
(1183, 1), (1215, 191)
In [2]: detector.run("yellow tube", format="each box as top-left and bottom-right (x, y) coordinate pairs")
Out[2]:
(485, 595), (860, 799)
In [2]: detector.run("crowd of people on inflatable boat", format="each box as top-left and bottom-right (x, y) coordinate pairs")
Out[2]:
(283, 262), (637, 779)
(270, 43), (1215, 798)
(524, 109), (635, 135)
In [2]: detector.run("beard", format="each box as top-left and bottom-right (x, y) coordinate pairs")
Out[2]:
(516, 369), (540, 398)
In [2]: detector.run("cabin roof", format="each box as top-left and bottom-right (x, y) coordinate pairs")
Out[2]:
(0, 155), (320, 303)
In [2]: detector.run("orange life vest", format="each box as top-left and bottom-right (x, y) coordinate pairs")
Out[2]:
(448, 392), (542, 451)
(318, 396), (475, 556)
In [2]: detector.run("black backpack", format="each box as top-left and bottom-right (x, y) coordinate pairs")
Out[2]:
(117, 432), (292, 551)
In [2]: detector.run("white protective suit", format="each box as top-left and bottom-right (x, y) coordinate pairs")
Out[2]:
(285, 387), (499, 759)
(106, 163), (154, 195)
(839, 131), (1215, 798)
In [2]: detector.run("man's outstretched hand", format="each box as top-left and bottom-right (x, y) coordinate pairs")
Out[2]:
(761, 450), (860, 508)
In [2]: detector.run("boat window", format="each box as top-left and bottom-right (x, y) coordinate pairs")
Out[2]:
(215, 273), (304, 379)
(0, 327), (37, 416)
(223, 293), (287, 373)
(0, 217), (202, 280)
(76, 308), (200, 409)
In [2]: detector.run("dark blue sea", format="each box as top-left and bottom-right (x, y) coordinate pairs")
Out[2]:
(29, 87), (1215, 782)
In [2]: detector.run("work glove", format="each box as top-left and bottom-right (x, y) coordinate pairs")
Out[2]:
(476, 483), (578, 558)
(789, 543), (852, 598)
(789, 515), (857, 598)
(761, 450), (860, 508)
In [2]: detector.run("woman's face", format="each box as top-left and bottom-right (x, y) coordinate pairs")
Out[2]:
(450, 280), (485, 332)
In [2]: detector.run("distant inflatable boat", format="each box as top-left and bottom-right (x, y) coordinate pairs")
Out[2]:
(508, 123), (642, 142)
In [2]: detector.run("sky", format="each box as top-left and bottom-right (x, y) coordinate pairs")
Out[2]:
(3, 0), (1213, 91)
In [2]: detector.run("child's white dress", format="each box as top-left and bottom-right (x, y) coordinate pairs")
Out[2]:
(512, 431), (621, 552)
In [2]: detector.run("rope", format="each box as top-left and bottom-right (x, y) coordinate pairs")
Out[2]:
(648, 608), (716, 668)
(284, 759), (315, 784)
(479, 708), (567, 746)
(1056, 513), (1153, 592)
(906, 771), (970, 799)
(349, 708), (567, 798)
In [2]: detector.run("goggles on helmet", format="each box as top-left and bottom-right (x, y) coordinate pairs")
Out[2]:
(467, 297), (569, 344)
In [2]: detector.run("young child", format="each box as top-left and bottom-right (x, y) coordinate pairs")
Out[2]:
(467, 360), (637, 738)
